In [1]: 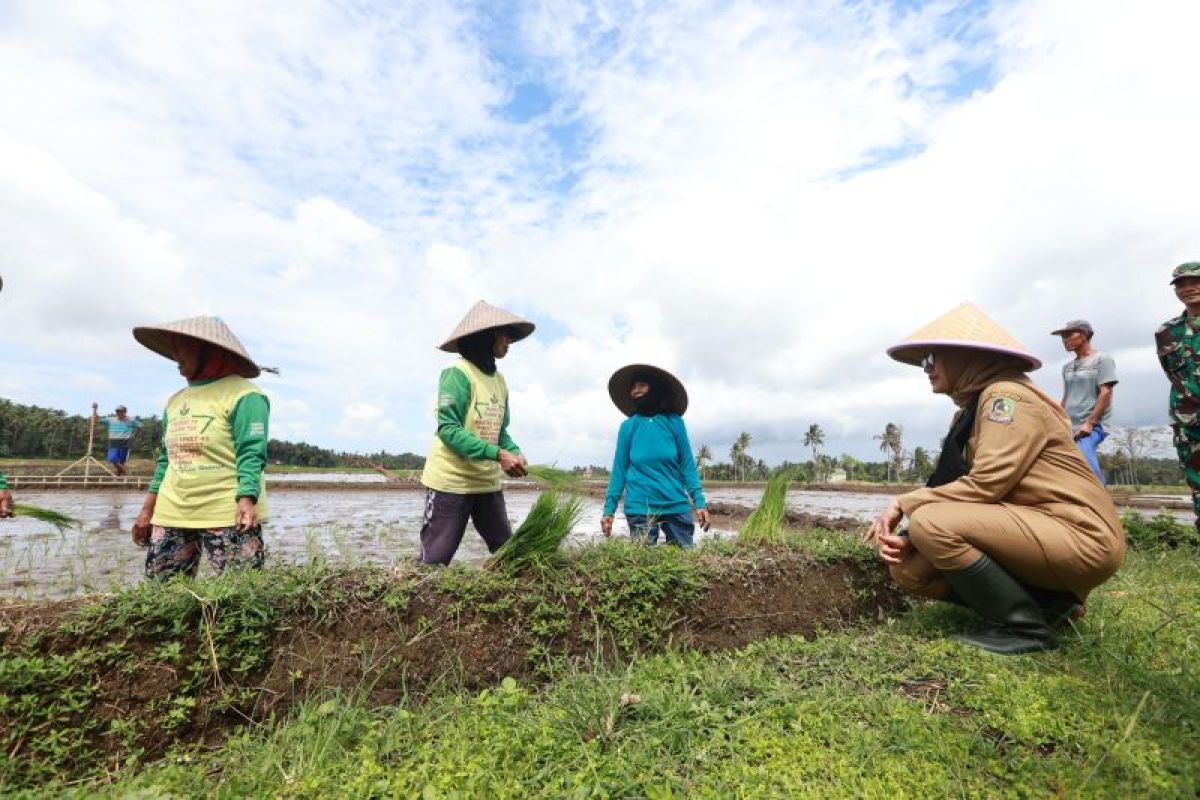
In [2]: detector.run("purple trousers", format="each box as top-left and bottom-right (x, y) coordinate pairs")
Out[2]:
(418, 489), (513, 565)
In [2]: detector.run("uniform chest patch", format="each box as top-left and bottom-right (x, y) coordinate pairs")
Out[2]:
(986, 396), (1017, 424)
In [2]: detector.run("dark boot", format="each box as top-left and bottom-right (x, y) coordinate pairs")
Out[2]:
(1022, 584), (1085, 627)
(941, 554), (1057, 655)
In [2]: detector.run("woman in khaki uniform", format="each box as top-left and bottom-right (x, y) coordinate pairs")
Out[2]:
(866, 304), (1124, 654)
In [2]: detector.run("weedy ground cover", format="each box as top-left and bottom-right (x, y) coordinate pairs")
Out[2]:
(13, 546), (1195, 798)
(4, 525), (1195, 800)
(1, 531), (890, 791)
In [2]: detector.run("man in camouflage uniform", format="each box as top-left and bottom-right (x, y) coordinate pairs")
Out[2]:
(1156, 261), (1200, 529)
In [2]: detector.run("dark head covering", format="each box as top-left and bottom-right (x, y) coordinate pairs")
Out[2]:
(457, 328), (503, 375)
(607, 364), (688, 417)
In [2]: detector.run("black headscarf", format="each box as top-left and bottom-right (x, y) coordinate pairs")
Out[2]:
(926, 397), (978, 488)
(458, 329), (498, 375)
(631, 371), (671, 417)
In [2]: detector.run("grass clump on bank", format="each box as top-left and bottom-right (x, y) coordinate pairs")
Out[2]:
(738, 474), (789, 544)
(1122, 508), (1200, 551)
(29, 547), (1199, 798)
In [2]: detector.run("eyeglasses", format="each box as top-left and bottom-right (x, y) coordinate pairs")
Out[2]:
(921, 353), (936, 373)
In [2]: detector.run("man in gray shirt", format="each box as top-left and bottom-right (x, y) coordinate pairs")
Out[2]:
(1051, 319), (1117, 483)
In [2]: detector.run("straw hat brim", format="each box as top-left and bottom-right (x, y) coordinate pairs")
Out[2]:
(133, 319), (261, 378)
(887, 303), (1042, 371)
(437, 300), (537, 353)
(439, 321), (535, 353)
(888, 340), (1042, 371)
(608, 364), (689, 416)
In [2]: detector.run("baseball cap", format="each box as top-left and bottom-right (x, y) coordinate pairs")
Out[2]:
(1051, 319), (1094, 337)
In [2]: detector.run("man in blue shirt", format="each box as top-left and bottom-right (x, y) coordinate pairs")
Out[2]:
(92, 402), (141, 476)
(1051, 320), (1117, 483)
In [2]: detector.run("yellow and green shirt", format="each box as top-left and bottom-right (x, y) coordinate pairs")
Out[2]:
(421, 359), (520, 494)
(149, 376), (270, 528)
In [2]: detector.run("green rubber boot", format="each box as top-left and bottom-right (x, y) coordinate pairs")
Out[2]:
(1022, 584), (1085, 628)
(942, 554), (1057, 655)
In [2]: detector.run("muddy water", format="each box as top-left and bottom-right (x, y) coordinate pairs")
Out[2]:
(0, 486), (1164, 600)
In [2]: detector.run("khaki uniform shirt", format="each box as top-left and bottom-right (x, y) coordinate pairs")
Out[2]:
(899, 380), (1124, 585)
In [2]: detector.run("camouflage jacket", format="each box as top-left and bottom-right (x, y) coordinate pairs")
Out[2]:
(1156, 312), (1200, 427)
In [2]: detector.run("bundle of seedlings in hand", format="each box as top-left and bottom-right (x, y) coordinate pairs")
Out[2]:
(524, 464), (581, 488)
(13, 504), (81, 532)
(485, 490), (583, 571)
(738, 475), (789, 544)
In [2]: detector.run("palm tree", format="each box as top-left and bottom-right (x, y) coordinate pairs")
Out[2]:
(730, 432), (752, 482)
(874, 423), (903, 482)
(695, 444), (712, 480)
(909, 446), (933, 482)
(803, 423), (825, 482)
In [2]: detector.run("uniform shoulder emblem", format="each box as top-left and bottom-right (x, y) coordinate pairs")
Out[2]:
(985, 395), (1017, 424)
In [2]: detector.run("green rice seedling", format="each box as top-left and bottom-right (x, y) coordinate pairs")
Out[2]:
(485, 490), (584, 571)
(524, 464), (581, 488)
(13, 504), (80, 532)
(738, 475), (789, 544)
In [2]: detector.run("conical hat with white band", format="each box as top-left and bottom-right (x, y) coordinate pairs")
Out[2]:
(887, 303), (1041, 370)
(438, 300), (536, 353)
(133, 315), (265, 378)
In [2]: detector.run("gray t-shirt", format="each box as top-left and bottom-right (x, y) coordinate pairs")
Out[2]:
(1061, 352), (1117, 427)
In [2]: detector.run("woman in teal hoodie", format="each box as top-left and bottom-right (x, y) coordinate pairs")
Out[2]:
(601, 364), (709, 547)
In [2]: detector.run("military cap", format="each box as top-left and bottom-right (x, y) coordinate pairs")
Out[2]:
(1170, 262), (1200, 284)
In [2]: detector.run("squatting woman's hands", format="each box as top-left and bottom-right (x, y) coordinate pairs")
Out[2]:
(0, 490), (13, 518)
(876, 532), (911, 565)
(600, 516), (614, 537)
(694, 508), (711, 531)
(498, 450), (527, 477)
(864, 498), (904, 547)
(235, 497), (258, 531)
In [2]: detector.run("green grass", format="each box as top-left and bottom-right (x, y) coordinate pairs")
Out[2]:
(1122, 509), (1200, 551)
(8, 544), (1199, 797)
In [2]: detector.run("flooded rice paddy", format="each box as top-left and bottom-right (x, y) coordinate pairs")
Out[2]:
(0, 487), (890, 600)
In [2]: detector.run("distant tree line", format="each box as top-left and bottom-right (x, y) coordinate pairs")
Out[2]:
(3, 397), (1181, 484)
(0, 397), (425, 470)
(0, 398), (162, 459)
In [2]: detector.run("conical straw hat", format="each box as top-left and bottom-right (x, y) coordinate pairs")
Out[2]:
(133, 315), (264, 378)
(438, 300), (536, 353)
(608, 364), (689, 416)
(887, 303), (1041, 370)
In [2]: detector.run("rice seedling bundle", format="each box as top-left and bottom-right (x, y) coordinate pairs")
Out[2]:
(524, 464), (581, 488)
(738, 475), (789, 544)
(13, 504), (80, 532)
(485, 490), (583, 571)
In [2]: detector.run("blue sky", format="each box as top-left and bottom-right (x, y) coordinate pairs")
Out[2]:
(1, 0), (1198, 466)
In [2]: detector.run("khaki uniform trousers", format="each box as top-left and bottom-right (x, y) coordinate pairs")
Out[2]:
(890, 501), (1109, 602)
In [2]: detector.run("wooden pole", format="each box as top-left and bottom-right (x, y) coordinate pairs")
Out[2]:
(84, 405), (96, 481)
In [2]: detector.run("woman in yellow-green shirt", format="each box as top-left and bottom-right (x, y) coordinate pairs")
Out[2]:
(419, 301), (535, 564)
(130, 316), (274, 579)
